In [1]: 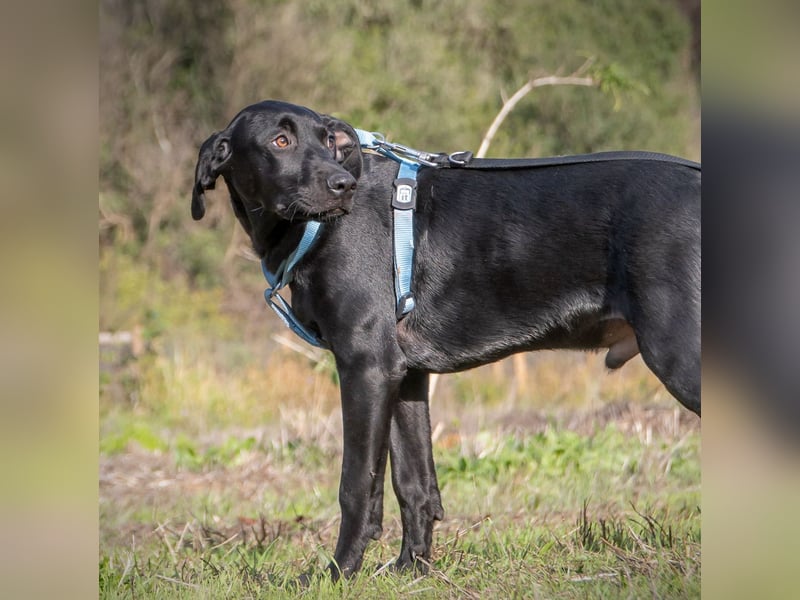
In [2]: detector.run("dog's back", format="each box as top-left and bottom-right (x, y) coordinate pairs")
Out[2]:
(397, 159), (700, 413)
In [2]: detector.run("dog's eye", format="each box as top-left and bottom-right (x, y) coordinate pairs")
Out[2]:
(272, 135), (290, 149)
(327, 134), (336, 151)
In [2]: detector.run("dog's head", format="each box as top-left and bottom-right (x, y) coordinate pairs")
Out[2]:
(191, 101), (363, 231)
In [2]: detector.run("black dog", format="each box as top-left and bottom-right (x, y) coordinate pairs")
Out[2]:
(191, 100), (700, 579)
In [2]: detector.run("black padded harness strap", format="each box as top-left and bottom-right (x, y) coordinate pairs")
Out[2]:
(442, 150), (700, 171)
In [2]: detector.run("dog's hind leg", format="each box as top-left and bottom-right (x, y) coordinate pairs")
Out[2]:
(629, 262), (701, 415)
(621, 184), (701, 416)
(637, 322), (700, 415)
(389, 369), (444, 572)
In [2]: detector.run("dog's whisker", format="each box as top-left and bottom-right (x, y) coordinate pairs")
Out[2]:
(289, 201), (301, 222)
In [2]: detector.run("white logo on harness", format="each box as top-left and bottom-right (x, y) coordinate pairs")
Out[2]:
(397, 184), (413, 205)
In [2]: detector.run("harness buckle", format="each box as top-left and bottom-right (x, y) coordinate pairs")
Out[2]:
(392, 177), (417, 210)
(396, 292), (416, 319)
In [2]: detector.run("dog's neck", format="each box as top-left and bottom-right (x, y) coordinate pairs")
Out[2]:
(258, 219), (309, 276)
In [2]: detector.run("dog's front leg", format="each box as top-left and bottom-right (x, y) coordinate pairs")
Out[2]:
(329, 353), (404, 579)
(389, 369), (444, 572)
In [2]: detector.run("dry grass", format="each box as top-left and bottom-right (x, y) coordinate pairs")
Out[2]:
(100, 341), (699, 598)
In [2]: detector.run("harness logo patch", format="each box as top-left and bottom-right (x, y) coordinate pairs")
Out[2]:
(397, 185), (413, 205)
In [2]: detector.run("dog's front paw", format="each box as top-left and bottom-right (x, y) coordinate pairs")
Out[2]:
(366, 522), (383, 540)
(393, 546), (432, 574)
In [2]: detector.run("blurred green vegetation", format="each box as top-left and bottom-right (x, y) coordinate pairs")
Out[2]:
(100, 0), (698, 331)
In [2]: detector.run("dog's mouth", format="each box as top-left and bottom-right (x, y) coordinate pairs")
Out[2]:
(276, 204), (351, 223)
(312, 206), (350, 221)
(277, 194), (354, 223)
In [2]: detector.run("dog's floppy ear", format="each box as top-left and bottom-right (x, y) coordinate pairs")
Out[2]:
(191, 131), (233, 220)
(322, 115), (363, 180)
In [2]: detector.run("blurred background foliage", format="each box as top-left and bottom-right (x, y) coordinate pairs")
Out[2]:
(99, 0), (699, 426)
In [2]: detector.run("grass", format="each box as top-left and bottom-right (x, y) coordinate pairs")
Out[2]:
(100, 504), (699, 598)
(100, 344), (699, 598)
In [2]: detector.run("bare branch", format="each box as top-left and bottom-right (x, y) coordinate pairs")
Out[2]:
(476, 67), (597, 158)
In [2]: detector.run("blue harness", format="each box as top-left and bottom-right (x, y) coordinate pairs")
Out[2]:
(261, 220), (326, 347)
(261, 129), (431, 348)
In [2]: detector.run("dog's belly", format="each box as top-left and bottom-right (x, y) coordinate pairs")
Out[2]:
(397, 311), (640, 373)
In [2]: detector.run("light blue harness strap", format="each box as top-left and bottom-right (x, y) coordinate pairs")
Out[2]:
(355, 127), (421, 318)
(261, 221), (328, 348)
(283, 221), (322, 282)
(392, 161), (418, 317)
(355, 128), (379, 148)
(263, 288), (327, 348)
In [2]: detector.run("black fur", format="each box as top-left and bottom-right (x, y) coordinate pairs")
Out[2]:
(192, 100), (700, 579)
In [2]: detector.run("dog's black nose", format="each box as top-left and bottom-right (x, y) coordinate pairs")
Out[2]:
(327, 173), (357, 197)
